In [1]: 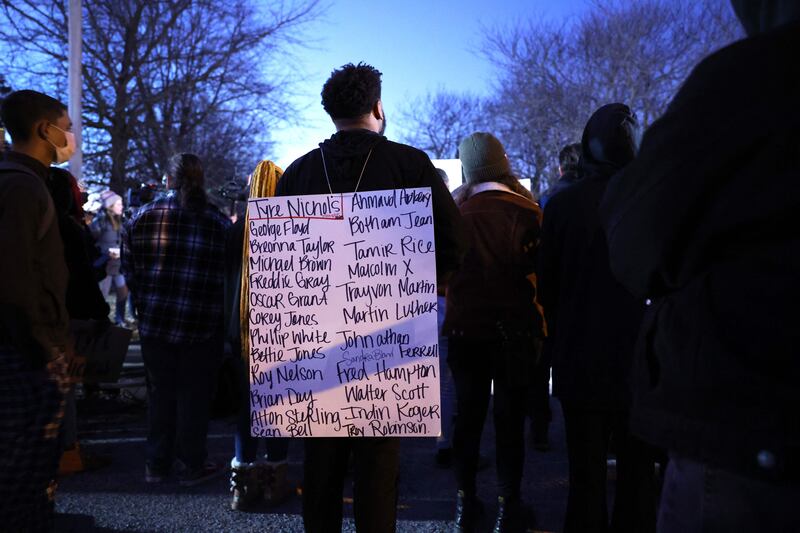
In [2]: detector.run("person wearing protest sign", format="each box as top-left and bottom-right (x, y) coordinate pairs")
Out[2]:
(0, 89), (71, 531)
(275, 62), (466, 533)
(122, 152), (230, 486)
(443, 132), (544, 532)
(225, 160), (294, 510)
(538, 104), (656, 533)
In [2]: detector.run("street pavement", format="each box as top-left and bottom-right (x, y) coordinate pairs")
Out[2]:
(55, 341), (572, 533)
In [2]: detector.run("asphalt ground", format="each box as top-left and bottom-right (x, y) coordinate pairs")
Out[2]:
(55, 341), (572, 533)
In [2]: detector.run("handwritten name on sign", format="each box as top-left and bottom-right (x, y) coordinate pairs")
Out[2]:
(247, 188), (441, 438)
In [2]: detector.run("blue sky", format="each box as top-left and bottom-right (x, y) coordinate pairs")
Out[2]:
(272, 0), (588, 169)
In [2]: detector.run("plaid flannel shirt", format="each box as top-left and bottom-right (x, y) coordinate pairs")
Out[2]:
(122, 195), (230, 344)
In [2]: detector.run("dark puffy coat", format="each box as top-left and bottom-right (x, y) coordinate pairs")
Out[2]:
(537, 104), (643, 410)
(600, 22), (800, 481)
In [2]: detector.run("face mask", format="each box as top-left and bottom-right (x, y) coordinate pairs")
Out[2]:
(46, 123), (76, 164)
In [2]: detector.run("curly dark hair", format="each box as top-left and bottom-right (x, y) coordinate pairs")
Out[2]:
(321, 62), (382, 120)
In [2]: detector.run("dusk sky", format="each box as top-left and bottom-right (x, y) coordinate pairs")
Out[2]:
(272, 0), (589, 169)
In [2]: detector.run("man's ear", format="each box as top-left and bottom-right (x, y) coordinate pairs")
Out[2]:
(372, 100), (384, 120)
(36, 120), (50, 141)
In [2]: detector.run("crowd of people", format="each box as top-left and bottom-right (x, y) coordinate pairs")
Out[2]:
(1, 1), (799, 532)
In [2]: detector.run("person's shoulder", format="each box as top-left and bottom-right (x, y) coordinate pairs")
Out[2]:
(0, 169), (51, 212)
(382, 139), (429, 161)
(0, 169), (46, 194)
(128, 196), (171, 224)
(276, 148), (320, 195)
(203, 203), (232, 228)
(543, 177), (587, 215)
(678, 23), (799, 104)
(139, 196), (172, 214)
(284, 147), (320, 173)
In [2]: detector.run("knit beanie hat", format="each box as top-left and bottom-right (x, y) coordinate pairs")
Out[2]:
(458, 132), (512, 183)
(101, 190), (122, 209)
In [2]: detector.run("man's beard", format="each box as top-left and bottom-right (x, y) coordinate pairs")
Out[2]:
(379, 112), (387, 136)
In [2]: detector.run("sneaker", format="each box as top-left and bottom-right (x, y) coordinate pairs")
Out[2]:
(493, 496), (534, 533)
(230, 460), (262, 511)
(178, 460), (225, 487)
(145, 464), (168, 484)
(261, 462), (293, 506)
(455, 490), (484, 532)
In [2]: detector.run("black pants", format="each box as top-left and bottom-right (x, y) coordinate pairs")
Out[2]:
(449, 336), (528, 499)
(303, 437), (400, 533)
(528, 341), (551, 428)
(140, 335), (221, 472)
(560, 404), (656, 533)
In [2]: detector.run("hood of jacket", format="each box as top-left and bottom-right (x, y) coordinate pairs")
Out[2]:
(579, 103), (638, 181)
(318, 129), (387, 185)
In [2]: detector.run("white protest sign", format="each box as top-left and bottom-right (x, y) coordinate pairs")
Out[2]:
(247, 188), (441, 438)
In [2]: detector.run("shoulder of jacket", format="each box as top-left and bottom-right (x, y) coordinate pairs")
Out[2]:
(383, 140), (428, 159)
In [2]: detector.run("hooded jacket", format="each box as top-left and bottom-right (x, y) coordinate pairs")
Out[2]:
(275, 129), (466, 281)
(0, 152), (69, 366)
(537, 104), (643, 410)
(600, 22), (800, 481)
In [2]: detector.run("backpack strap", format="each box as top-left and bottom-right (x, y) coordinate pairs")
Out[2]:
(0, 160), (42, 179)
(0, 161), (56, 240)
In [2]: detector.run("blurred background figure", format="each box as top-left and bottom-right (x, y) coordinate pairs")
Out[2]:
(122, 153), (229, 487)
(433, 167), (457, 469)
(225, 160), (293, 511)
(91, 190), (129, 326)
(49, 167), (111, 475)
(444, 132), (544, 533)
(538, 103), (656, 533)
(539, 143), (580, 209)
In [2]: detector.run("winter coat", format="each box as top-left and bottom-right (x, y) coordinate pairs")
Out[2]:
(442, 185), (545, 386)
(600, 22), (800, 481)
(442, 187), (544, 340)
(537, 103), (643, 411)
(90, 211), (122, 277)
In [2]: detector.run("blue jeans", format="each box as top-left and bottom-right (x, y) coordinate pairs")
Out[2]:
(658, 455), (800, 533)
(141, 335), (221, 472)
(233, 355), (288, 463)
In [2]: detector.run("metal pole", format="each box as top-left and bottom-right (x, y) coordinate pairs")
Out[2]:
(68, 0), (82, 180)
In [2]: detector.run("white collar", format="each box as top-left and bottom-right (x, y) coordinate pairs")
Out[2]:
(468, 181), (530, 201)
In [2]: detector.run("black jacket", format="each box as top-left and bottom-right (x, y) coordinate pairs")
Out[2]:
(49, 168), (109, 321)
(224, 218), (246, 356)
(537, 104), (643, 410)
(600, 22), (800, 481)
(275, 129), (466, 281)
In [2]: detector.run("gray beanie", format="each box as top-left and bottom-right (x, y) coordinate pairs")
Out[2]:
(458, 132), (512, 183)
